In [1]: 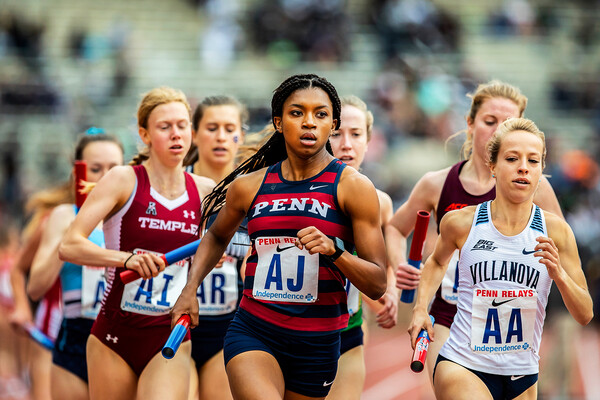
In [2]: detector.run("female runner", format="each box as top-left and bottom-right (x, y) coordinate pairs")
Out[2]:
(386, 80), (564, 382)
(59, 87), (214, 400)
(185, 95), (249, 399)
(409, 117), (593, 399)
(171, 74), (387, 400)
(326, 95), (396, 400)
(27, 132), (123, 400)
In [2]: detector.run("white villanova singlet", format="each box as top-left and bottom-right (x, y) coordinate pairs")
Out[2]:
(440, 201), (553, 375)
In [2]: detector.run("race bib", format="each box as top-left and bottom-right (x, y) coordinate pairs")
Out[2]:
(440, 250), (460, 304)
(471, 288), (537, 354)
(196, 256), (239, 315)
(120, 248), (189, 315)
(253, 236), (319, 303)
(81, 266), (106, 319)
(346, 281), (360, 316)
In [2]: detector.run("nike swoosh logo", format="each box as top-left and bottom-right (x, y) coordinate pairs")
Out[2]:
(309, 184), (327, 190)
(511, 375), (525, 381)
(491, 298), (516, 307)
(322, 380), (334, 387)
(522, 248), (539, 255)
(276, 244), (295, 252)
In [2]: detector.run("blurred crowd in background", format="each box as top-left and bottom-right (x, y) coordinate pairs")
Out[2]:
(0, 0), (599, 397)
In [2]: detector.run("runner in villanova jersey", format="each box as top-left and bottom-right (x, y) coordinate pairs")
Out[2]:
(408, 118), (593, 400)
(171, 74), (387, 400)
(59, 87), (215, 400)
(386, 80), (564, 384)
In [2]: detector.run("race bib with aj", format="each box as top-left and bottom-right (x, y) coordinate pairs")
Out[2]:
(253, 236), (319, 303)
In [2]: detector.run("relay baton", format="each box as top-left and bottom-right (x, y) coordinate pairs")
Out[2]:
(410, 315), (435, 373)
(74, 161), (87, 209)
(119, 239), (201, 284)
(400, 210), (430, 303)
(24, 324), (55, 351)
(161, 314), (191, 359)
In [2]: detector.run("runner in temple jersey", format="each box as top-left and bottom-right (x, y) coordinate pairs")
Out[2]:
(59, 87), (215, 400)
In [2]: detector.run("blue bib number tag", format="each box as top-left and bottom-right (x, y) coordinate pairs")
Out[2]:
(81, 266), (106, 319)
(196, 256), (238, 315)
(440, 250), (460, 305)
(253, 236), (319, 303)
(346, 281), (360, 316)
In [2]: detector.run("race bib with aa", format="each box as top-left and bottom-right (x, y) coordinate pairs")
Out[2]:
(470, 288), (538, 354)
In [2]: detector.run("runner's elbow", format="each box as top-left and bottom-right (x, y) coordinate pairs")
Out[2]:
(57, 239), (72, 262)
(365, 270), (387, 300)
(27, 281), (43, 302)
(576, 308), (594, 326)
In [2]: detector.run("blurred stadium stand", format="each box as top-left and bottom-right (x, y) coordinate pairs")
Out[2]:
(0, 0), (598, 216)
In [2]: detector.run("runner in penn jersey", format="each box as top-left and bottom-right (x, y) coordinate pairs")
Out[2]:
(408, 117), (593, 400)
(386, 81), (564, 383)
(171, 74), (387, 400)
(27, 132), (123, 400)
(59, 87), (214, 400)
(326, 95), (395, 400)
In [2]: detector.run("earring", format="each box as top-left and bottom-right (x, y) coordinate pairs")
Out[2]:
(492, 174), (495, 178)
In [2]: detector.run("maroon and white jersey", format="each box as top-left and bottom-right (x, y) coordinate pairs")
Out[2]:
(101, 165), (201, 327)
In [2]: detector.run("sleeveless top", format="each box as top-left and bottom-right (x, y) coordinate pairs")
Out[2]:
(242, 159), (353, 333)
(100, 165), (201, 327)
(434, 161), (496, 306)
(440, 201), (552, 375)
(61, 204), (106, 319)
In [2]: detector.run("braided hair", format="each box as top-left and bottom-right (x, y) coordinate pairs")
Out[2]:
(201, 74), (341, 223)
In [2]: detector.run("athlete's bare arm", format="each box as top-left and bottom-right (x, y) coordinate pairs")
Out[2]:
(385, 168), (449, 289)
(333, 168), (387, 300)
(408, 207), (473, 347)
(375, 189), (399, 328)
(171, 170), (264, 328)
(27, 205), (74, 300)
(538, 212), (593, 325)
(58, 166), (157, 272)
(9, 220), (46, 328)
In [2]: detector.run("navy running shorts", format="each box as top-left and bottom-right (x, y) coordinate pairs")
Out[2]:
(224, 309), (340, 398)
